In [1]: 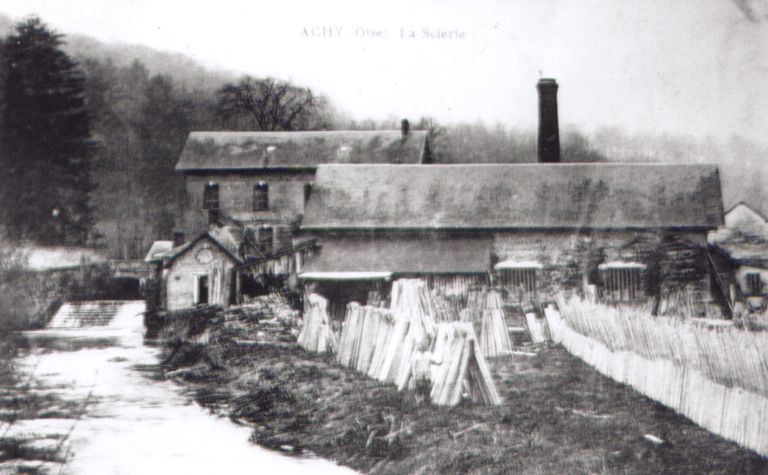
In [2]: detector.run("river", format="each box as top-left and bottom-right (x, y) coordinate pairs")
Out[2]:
(3, 301), (353, 474)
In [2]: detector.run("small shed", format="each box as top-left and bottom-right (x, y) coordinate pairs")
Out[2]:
(154, 227), (244, 311)
(709, 202), (768, 311)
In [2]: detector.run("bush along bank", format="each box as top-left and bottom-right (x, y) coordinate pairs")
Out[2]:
(158, 295), (768, 474)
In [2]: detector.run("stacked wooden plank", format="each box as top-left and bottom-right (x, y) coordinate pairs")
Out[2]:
(297, 293), (338, 353)
(336, 302), (395, 374)
(462, 288), (513, 357)
(525, 312), (549, 343)
(429, 322), (502, 405)
(332, 279), (502, 406)
(478, 290), (513, 357)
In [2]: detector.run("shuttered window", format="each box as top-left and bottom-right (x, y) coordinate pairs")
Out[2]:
(499, 268), (537, 293)
(747, 273), (762, 296)
(203, 183), (219, 210)
(253, 182), (269, 211)
(601, 267), (642, 301)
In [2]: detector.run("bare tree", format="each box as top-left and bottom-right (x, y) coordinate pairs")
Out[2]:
(216, 76), (330, 131)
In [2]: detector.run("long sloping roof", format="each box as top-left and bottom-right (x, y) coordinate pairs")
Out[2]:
(176, 130), (427, 171)
(302, 163), (724, 230)
(301, 236), (491, 274)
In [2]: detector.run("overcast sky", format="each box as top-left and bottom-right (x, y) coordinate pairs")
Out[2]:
(0, 0), (766, 143)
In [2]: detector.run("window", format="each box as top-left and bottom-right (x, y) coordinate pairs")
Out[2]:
(253, 182), (269, 211)
(203, 183), (219, 210)
(498, 268), (538, 293)
(747, 273), (762, 296)
(599, 262), (644, 301)
(257, 226), (273, 255)
(303, 183), (312, 205)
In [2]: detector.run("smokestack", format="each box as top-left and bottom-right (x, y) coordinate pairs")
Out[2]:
(537, 78), (560, 163)
(401, 118), (410, 139)
(172, 232), (185, 247)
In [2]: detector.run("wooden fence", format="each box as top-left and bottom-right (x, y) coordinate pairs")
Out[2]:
(545, 297), (768, 457)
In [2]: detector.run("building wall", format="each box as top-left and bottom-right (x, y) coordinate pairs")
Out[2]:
(491, 230), (711, 300)
(165, 239), (236, 311)
(302, 229), (712, 307)
(181, 172), (315, 235)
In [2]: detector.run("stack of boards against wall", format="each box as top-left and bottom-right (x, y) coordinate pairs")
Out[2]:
(335, 279), (502, 406)
(297, 293), (338, 353)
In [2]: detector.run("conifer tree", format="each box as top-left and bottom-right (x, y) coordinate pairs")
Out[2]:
(0, 17), (95, 244)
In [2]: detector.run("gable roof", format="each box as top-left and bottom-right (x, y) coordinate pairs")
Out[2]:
(157, 226), (244, 266)
(175, 130), (428, 172)
(725, 201), (768, 222)
(302, 163), (724, 231)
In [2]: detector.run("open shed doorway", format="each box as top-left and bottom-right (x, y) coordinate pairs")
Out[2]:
(196, 275), (209, 305)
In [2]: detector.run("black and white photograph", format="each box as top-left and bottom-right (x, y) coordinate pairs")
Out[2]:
(0, 0), (767, 473)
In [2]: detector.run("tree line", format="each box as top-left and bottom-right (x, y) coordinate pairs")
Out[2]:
(0, 17), (338, 256)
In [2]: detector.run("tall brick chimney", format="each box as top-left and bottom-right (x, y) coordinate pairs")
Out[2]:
(537, 78), (560, 163)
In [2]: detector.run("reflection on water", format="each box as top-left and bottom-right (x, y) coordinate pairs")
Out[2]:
(7, 301), (352, 474)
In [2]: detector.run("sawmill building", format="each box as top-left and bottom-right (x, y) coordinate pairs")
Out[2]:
(299, 162), (724, 312)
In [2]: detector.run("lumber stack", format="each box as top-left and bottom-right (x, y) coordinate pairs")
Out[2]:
(336, 302), (395, 374)
(478, 290), (513, 357)
(525, 312), (549, 343)
(429, 322), (502, 405)
(332, 279), (503, 406)
(462, 288), (513, 357)
(297, 293), (338, 353)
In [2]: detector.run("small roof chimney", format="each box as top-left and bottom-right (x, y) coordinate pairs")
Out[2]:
(537, 78), (560, 163)
(401, 118), (410, 139)
(172, 231), (185, 248)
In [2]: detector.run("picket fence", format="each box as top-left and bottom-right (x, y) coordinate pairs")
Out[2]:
(545, 299), (768, 457)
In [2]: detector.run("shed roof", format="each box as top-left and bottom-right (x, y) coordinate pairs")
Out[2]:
(301, 235), (491, 274)
(302, 163), (724, 231)
(144, 241), (174, 263)
(176, 130), (428, 171)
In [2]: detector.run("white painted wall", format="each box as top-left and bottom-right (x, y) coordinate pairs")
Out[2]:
(165, 239), (236, 310)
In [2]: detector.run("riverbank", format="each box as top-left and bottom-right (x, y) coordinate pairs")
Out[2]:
(0, 333), (86, 474)
(1, 302), (352, 475)
(159, 297), (768, 474)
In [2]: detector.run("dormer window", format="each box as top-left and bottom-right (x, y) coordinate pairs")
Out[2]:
(253, 182), (269, 211)
(203, 182), (219, 210)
